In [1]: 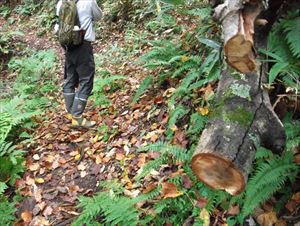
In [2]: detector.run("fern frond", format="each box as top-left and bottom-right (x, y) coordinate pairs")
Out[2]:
(136, 156), (166, 181)
(283, 16), (300, 58)
(167, 105), (189, 131)
(0, 113), (12, 143)
(132, 75), (153, 103)
(254, 147), (274, 160)
(139, 141), (191, 162)
(241, 151), (298, 217)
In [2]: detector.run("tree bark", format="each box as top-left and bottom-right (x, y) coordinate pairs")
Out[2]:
(214, 0), (266, 73)
(191, 0), (286, 195)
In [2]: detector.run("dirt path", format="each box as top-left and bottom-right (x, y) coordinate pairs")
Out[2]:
(11, 23), (168, 225)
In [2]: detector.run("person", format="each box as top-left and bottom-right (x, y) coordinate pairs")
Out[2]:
(56, 0), (102, 129)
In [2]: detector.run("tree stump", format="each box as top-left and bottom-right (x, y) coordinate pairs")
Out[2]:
(191, 0), (286, 195)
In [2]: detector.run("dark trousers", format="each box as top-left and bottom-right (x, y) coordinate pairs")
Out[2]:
(63, 41), (95, 101)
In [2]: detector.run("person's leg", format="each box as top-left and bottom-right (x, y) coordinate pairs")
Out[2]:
(71, 42), (96, 128)
(63, 52), (79, 116)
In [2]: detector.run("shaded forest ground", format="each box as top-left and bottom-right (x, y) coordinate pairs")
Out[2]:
(0, 2), (300, 226)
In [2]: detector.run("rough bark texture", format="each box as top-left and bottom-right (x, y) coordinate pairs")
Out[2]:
(214, 0), (266, 73)
(192, 0), (286, 195)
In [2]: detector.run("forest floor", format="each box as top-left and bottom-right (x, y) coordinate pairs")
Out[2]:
(5, 18), (180, 225)
(1, 9), (300, 226)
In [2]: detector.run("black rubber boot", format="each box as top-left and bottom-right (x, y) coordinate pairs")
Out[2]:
(64, 93), (75, 120)
(71, 97), (95, 129)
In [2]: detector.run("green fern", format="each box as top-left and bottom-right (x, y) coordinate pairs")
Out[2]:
(139, 141), (191, 163)
(282, 14), (300, 58)
(0, 196), (16, 226)
(136, 142), (191, 181)
(73, 185), (160, 226)
(167, 105), (189, 138)
(241, 151), (298, 217)
(132, 75), (153, 103)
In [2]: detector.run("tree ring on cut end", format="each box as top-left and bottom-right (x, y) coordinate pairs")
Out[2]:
(191, 153), (245, 195)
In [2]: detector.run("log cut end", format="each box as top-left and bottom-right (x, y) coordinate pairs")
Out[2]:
(224, 33), (256, 73)
(191, 153), (245, 195)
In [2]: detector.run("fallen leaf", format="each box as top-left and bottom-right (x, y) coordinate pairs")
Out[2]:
(42, 206), (53, 217)
(74, 154), (81, 161)
(161, 182), (183, 199)
(77, 162), (86, 171)
(182, 175), (193, 189)
(275, 220), (287, 226)
(143, 183), (157, 194)
(28, 163), (40, 172)
(197, 107), (209, 116)
(21, 211), (32, 223)
(227, 205), (240, 216)
(35, 178), (45, 184)
(116, 152), (125, 160)
(95, 155), (102, 164)
(137, 154), (147, 168)
(199, 208), (210, 226)
(80, 171), (87, 178)
(257, 211), (278, 226)
(33, 154), (40, 161)
(196, 197), (208, 208)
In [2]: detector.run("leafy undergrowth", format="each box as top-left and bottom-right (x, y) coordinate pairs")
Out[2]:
(0, 1), (300, 226)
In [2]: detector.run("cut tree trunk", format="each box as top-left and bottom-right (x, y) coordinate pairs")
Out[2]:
(214, 0), (265, 73)
(191, 0), (286, 195)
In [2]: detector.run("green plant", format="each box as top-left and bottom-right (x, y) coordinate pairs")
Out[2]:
(14, 0), (41, 16)
(91, 70), (125, 106)
(260, 10), (300, 91)
(0, 196), (16, 226)
(0, 96), (40, 142)
(0, 141), (24, 188)
(0, 6), (11, 18)
(238, 149), (298, 219)
(0, 30), (24, 55)
(73, 180), (160, 226)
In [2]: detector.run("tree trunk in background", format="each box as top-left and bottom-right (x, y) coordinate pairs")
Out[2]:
(191, 0), (286, 195)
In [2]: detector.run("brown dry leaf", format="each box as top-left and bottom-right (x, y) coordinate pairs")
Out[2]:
(28, 162), (40, 172)
(196, 197), (208, 209)
(203, 84), (214, 101)
(77, 162), (86, 171)
(116, 152), (125, 160)
(285, 199), (297, 212)
(227, 205), (240, 216)
(295, 153), (300, 165)
(21, 211), (33, 223)
(182, 175), (193, 189)
(33, 186), (43, 203)
(161, 182), (183, 199)
(42, 206), (53, 217)
(291, 192), (300, 203)
(124, 189), (140, 198)
(130, 136), (138, 145)
(74, 136), (85, 143)
(137, 154), (147, 168)
(257, 211), (278, 226)
(275, 220), (287, 226)
(173, 129), (188, 148)
(143, 183), (157, 194)
(154, 95), (163, 105)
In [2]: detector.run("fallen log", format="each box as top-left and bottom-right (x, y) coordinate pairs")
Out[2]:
(191, 0), (286, 195)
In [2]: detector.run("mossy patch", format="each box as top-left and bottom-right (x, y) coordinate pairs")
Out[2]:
(225, 107), (253, 128)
